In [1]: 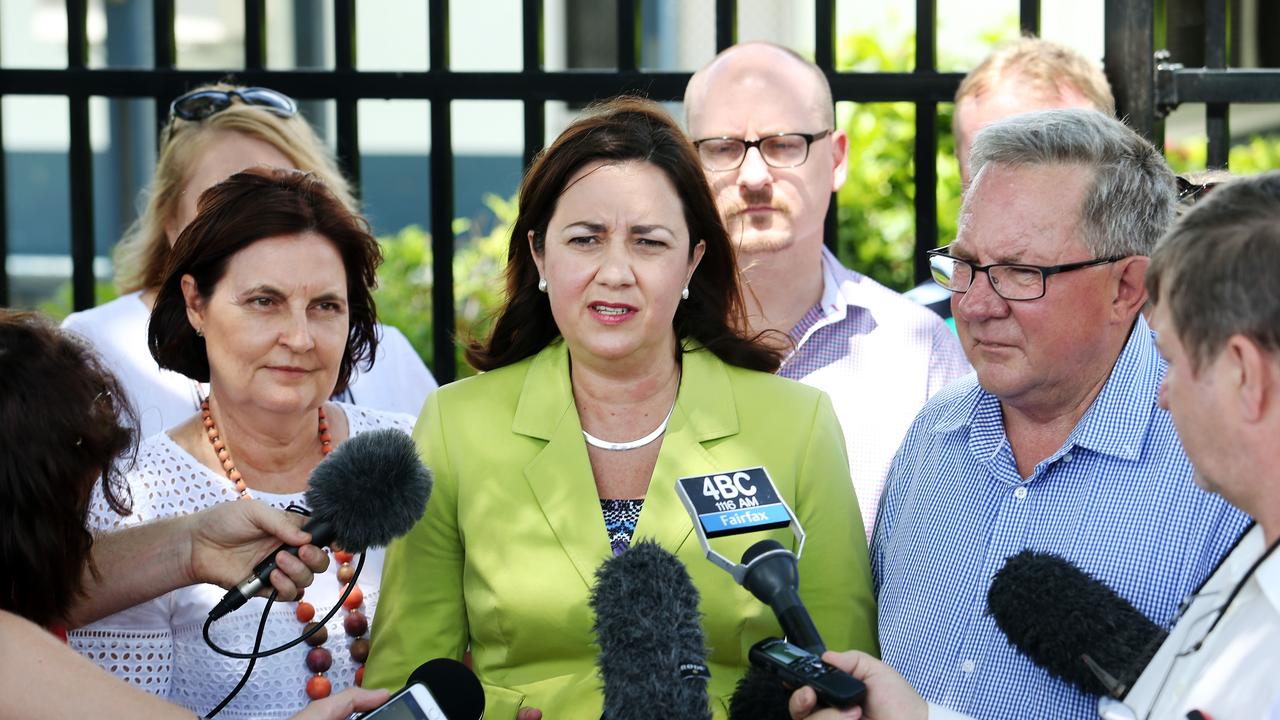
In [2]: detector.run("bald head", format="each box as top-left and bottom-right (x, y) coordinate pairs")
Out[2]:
(685, 42), (834, 133)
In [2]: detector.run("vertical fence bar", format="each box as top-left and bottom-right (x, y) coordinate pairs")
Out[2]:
(334, 0), (360, 189)
(815, 0), (835, 69)
(913, 0), (939, 283)
(523, 0), (545, 172)
(715, 0), (736, 52)
(0, 95), (7, 305)
(618, 0), (638, 72)
(817, 0), (837, 253)
(0, 10), (7, 305)
(1020, 0), (1041, 36)
(154, 0), (177, 131)
(1105, 0), (1158, 141)
(67, 0), (96, 311)
(244, 0), (266, 70)
(1205, 0), (1229, 168)
(429, 0), (456, 382)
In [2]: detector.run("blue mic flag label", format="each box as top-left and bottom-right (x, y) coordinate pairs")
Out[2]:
(677, 467), (793, 539)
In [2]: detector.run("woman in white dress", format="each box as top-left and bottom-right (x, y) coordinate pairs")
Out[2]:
(70, 168), (414, 719)
(62, 83), (435, 437)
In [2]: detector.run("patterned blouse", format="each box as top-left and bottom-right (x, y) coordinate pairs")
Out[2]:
(600, 498), (644, 556)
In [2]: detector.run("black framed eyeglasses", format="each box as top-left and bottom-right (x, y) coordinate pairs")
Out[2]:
(693, 129), (832, 171)
(927, 245), (1127, 301)
(169, 86), (298, 122)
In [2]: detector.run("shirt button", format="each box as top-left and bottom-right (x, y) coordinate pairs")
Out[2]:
(1014, 486), (1028, 500)
(1062, 453), (1074, 463)
(961, 660), (975, 673)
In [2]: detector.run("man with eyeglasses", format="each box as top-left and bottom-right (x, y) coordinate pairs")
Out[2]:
(684, 43), (970, 542)
(907, 36), (1116, 324)
(866, 109), (1248, 720)
(790, 169), (1280, 720)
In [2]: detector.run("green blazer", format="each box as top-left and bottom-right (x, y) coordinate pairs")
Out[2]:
(365, 340), (877, 718)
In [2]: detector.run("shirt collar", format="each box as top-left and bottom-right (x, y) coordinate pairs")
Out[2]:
(819, 246), (879, 314)
(934, 315), (1163, 464)
(1069, 314), (1162, 459)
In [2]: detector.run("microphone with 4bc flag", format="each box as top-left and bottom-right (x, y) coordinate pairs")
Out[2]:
(675, 467), (865, 717)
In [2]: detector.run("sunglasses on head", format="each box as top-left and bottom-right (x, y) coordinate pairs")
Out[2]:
(169, 86), (298, 122)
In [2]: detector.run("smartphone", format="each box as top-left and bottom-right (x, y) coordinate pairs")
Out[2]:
(355, 682), (448, 720)
(748, 637), (867, 709)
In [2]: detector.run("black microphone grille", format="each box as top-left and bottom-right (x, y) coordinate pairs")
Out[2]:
(987, 550), (1167, 698)
(404, 658), (484, 720)
(305, 428), (432, 551)
(591, 540), (712, 720)
(741, 539), (786, 566)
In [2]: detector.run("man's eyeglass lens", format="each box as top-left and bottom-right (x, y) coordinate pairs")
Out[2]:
(696, 131), (830, 171)
(929, 255), (1046, 301)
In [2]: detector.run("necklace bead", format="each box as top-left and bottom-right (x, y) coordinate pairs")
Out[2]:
(199, 398), (367, 701)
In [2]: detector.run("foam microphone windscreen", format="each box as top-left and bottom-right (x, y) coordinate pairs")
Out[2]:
(304, 428), (432, 551)
(590, 540), (712, 720)
(987, 549), (1167, 697)
(728, 665), (793, 720)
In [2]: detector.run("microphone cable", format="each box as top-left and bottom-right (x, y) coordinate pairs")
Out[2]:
(201, 546), (366, 717)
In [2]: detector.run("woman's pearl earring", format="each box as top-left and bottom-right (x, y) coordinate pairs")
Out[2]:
(681, 286), (690, 300)
(537, 277), (548, 293)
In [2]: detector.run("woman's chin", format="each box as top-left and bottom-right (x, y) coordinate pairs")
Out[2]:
(239, 389), (326, 416)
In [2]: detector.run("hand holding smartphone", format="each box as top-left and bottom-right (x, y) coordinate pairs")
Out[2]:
(355, 683), (448, 720)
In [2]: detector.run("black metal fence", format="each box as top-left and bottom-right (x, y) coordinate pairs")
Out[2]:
(1, 0), (1277, 382)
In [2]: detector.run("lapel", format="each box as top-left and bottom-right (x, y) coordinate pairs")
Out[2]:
(515, 341), (740, 588)
(516, 341), (610, 588)
(635, 345), (738, 556)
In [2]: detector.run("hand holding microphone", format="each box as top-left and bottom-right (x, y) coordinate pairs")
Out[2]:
(185, 499), (330, 601)
(209, 429), (432, 622)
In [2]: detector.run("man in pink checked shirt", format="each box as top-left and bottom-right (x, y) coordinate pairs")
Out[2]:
(685, 42), (970, 539)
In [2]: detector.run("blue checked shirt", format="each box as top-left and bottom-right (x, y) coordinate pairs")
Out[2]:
(780, 248), (970, 540)
(870, 316), (1250, 720)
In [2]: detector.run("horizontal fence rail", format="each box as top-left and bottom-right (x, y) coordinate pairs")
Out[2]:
(11, 0), (1253, 382)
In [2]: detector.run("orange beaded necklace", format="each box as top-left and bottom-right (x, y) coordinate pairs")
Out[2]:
(199, 399), (369, 700)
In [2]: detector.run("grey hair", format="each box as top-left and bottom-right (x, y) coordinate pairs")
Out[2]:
(969, 109), (1176, 258)
(1148, 171), (1280, 370)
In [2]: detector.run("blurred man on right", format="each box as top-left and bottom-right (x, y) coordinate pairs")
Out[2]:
(792, 170), (1280, 720)
(871, 109), (1249, 720)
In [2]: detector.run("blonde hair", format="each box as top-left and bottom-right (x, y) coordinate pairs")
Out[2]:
(113, 82), (358, 293)
(955, 37), (1115, 117)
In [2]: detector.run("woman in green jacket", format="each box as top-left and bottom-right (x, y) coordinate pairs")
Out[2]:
(365, 97), (877, 718)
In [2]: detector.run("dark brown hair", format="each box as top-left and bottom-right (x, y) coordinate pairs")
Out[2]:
(0, 310), (135, 627)
(149, 167), (383, 396)
(1149, 171), (1280, 371)
(466, 96), (779, 372)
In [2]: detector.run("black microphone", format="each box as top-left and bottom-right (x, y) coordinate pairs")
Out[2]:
(404, 658), (485, 720)
(728, 665), (793, 720)
(987, 550), (1168, 698)
(590, 539), (712, 720)
(209, 429), (432, 621)
(739, 539), (825, 655)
